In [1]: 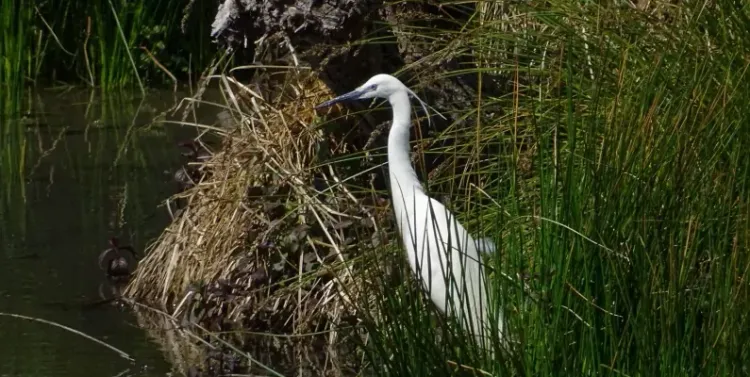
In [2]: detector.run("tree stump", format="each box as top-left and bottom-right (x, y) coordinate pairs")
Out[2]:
(208, 0), (502, 191)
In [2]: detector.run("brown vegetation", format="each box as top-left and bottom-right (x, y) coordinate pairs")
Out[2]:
(125, 69), (395, 373)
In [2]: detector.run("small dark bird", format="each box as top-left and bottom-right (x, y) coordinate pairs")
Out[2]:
(98, 238), (139, 280)
(177, 140), (212, 162)
(173, 140), (212, 191)
(173, 166), (198, 190)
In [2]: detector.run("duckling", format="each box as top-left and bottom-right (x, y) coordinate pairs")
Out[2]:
(173, 166), (199, 191)
(98, 237), (139, 280)
(173, 140), (212, 191)
(177, 140), (212, 163)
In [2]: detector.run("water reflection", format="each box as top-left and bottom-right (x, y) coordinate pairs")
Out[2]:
(0, 88), (218, 377)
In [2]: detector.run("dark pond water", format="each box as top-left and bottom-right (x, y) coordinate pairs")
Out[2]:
(0, 88), (221, 377)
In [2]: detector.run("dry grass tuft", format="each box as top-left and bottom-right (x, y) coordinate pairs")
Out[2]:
(125, 69), (392, 343)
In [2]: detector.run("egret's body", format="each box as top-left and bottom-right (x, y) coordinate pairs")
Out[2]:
(316, 74), (500, 344)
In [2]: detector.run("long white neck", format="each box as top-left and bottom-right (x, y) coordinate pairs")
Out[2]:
(387, 91), (424, 199)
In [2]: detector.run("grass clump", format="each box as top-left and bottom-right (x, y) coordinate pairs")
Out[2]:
(0, 0), (32, 219)
(355, 1), (750, 376)
(125, 69), (393, 374)
(0, 0), (215, 89)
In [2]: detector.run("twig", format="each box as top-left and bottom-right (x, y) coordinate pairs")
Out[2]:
(34, 5), (74, 56)
(83, 17), (95, 87)
(139, 45), (178, 93)
(107, 0), (145, 95)
(0, 312), (134, 362)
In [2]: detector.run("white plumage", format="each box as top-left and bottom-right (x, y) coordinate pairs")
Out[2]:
(316, 74), (501, 345)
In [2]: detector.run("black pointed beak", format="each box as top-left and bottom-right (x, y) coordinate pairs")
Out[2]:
(315, 89), (366, 109)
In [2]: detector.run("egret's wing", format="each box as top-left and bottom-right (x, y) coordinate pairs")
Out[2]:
(475, 237), (496, 254)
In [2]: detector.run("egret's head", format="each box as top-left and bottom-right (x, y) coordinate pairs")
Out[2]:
(315, 74), (406, 109)
(315, 74), (445, 124)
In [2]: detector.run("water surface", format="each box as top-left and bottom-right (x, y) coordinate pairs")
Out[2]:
(0, 88), (219, 377)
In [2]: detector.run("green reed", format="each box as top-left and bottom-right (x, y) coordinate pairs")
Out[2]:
(355, 1), (750, 376)
(1, 0), (215, 89)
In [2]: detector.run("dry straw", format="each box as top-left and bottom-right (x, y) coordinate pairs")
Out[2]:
(125, 69), (391, 345)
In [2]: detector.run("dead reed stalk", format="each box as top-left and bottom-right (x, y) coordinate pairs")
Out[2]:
(125, 69), (391, 342)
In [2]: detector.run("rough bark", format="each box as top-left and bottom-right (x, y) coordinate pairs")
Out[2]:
(210, 0), (401, 91)
(207, 0), (504, 189)
(209, 0), (476, 101)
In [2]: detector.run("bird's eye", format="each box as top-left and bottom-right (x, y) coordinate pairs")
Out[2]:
(369, 84), (378, 91)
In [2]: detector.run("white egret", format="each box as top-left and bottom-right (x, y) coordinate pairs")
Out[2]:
(316, 74), (501, 345)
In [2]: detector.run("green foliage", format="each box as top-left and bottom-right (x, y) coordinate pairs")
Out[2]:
(357, 1), (750, 376)
(0, 0), (31, 205)
(0, 0), (216, 89)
